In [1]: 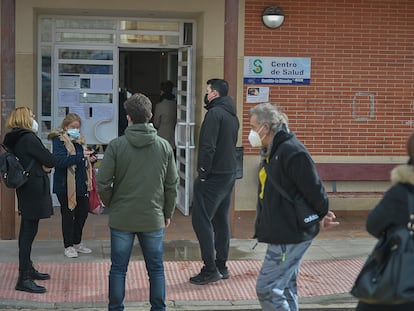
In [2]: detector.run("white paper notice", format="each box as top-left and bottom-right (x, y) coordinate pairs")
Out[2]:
(59, 75), (81, 89)
(90, 77), (113, 91)
(69, 105), (88, 120)
(246, 86), (270, 103)
(58, 89), (80, 105)
(92, 105), (114, 120)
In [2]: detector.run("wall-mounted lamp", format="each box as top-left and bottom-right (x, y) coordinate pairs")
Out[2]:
(262, 6), (285, 29)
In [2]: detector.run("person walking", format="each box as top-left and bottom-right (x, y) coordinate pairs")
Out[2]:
(153, 80), (177, 152)
(249, 103), (338, 311)
(48, 113), (96, 258)
(96, 93), (178, 311)
(355, 132), (414, 311)
(190, 78), (239, 285)
(3, 107), (56, 293)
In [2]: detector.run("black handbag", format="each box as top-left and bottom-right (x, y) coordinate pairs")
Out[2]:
(350, 193), (414, 304)
(264, 170), (320, 229)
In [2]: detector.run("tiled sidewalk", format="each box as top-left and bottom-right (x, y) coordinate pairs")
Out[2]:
(0, 210), (371, 310)
(0, 258), (363, 306)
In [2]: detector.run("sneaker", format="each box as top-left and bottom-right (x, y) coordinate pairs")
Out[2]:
(218, 267), (230, 280)
(189, 267), (222, 285)
(64, 246), (78, 258)
(73, 243), (92, 254)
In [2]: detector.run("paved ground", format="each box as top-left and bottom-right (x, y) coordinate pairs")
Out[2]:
(0, 237), (375, 310)
(0, 210), (373, 310)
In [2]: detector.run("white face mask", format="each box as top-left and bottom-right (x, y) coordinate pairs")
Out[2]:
(248, 126), (264, 147)
(31, 120), (39, 133)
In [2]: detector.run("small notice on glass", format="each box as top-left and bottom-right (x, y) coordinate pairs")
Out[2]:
(59, 74), (81, 89)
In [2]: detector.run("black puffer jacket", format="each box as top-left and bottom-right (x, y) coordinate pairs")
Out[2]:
(3, 128), (56, 219)
(254, 128), (329, 244)
(197, 95), (239, 179)
(366, 165), (414, 237)
(357, 164), (414, 310)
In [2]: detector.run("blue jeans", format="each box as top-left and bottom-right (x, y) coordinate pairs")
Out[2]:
(108, 227), (166, 311)
(256, 240), (312, 311)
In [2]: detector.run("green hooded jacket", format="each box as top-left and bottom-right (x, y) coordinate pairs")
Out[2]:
(96, 123), (178, 232)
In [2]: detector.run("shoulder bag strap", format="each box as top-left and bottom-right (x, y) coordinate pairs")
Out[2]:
(25, 159), (35, 174)
(263, 165), (294, 204)
(0, 143), (9, 153)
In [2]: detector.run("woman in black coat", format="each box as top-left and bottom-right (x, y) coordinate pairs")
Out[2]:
(3, 107), (56, 294)
(356, 132), (414, 311)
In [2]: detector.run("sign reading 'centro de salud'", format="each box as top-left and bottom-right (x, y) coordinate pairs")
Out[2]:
(244, 57), (311, 85)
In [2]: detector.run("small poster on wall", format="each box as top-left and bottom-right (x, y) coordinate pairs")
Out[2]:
(246, 86), (269, 103)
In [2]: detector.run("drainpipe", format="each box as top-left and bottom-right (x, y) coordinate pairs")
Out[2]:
(224, 0), (239, 237)
(1, 0), (16, 239)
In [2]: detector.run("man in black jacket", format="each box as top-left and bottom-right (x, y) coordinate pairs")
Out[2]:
(190, 79), (239, 285)
(249, 103), (338, 310)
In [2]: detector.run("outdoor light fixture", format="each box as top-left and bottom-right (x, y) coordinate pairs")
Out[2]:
(262, 6), (285, 29)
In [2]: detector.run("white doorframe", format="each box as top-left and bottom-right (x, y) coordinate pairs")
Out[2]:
(175, 46), (195, 215)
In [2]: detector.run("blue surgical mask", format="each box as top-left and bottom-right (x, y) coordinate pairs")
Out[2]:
(67, 128), (80, 140)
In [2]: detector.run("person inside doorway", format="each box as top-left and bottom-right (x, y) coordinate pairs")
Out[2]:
(153, 80), (177, 152)
(118, 87), (132, 136)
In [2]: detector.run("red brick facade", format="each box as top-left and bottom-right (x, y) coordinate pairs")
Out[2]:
(243, 0), (414, 157)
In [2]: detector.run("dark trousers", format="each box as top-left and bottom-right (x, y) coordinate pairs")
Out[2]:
(57, 193), (89, 248)
(191, 173), (236, 271)
(18, 218), (39, 272)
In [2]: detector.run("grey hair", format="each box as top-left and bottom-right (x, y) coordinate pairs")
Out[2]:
(249, 103), (288, 132)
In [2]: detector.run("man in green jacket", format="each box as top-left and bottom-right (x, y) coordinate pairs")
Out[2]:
(97, 93), (178, 311)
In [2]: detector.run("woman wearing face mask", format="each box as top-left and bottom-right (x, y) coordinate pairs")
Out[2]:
(3, 107), (56, 293)
(48, 113), (96, 258)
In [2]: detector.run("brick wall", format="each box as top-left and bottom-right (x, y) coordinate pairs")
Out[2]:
(243, 0), (414, 157)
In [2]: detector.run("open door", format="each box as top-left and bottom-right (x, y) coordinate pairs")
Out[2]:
(175, 46), (195, 215)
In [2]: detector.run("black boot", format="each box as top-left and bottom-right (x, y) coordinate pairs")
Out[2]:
(15, 271), (46, 294)
(29, 266), (50, 280)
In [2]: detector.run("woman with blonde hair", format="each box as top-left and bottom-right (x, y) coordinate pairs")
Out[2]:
(48, 113), (96, 258)
(3, 107), (56, 293)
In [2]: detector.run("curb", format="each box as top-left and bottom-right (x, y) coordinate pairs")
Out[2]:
(0, 297), (358, 311)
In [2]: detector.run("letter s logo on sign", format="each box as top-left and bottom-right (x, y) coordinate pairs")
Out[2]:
(253, 59), (263, 74)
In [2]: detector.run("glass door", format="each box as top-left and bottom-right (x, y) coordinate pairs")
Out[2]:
(53, 46), (118, 145)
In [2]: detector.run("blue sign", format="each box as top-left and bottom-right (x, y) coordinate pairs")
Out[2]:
(244, 57), (311, 85)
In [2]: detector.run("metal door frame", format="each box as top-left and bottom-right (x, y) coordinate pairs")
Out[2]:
(175, 46), (195, 215)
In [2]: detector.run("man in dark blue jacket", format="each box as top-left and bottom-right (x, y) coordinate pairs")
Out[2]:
(190, 78), (239, 285)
